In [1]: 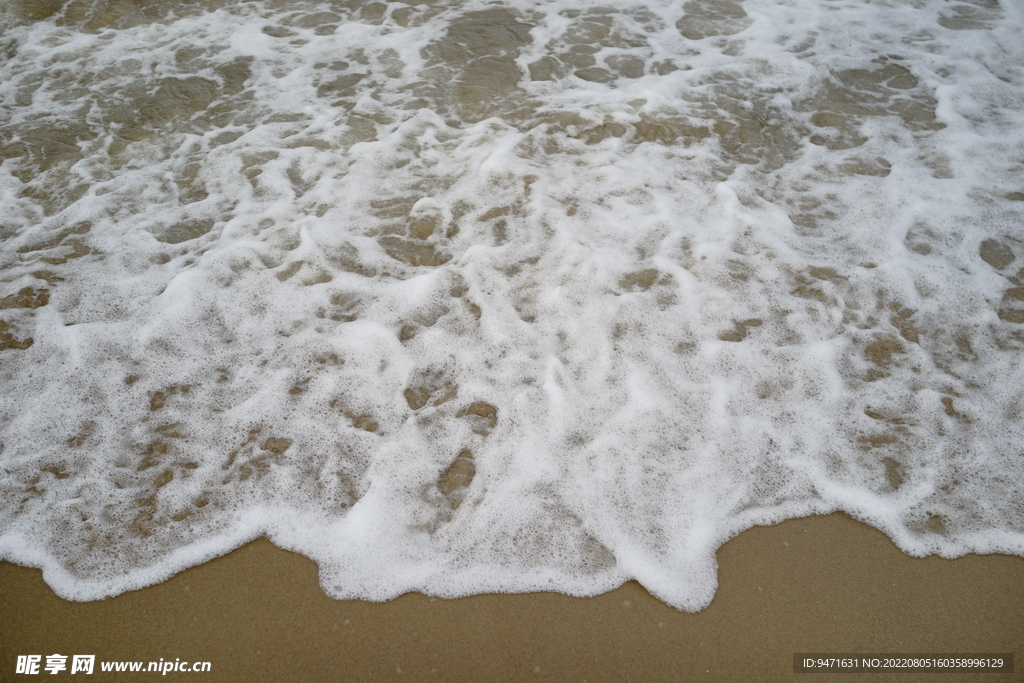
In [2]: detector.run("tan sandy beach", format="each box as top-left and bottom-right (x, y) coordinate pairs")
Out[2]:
(2, 512), (1021, 682)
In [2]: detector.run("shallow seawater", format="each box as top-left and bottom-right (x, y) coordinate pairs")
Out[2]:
(1, 0), (1022, 610)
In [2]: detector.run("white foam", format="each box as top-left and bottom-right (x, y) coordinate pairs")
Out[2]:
(0, 0), (1022, 609)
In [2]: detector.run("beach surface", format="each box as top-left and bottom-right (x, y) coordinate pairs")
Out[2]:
(2, 512), (1021, 682)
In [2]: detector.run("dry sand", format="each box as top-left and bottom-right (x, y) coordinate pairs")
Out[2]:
(2, 512), (1021, 682)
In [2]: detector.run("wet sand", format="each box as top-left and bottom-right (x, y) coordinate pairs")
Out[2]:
(2, 512), (1021, 682)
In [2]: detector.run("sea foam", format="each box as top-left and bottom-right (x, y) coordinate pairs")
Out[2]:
(0, 0), (1022, 609)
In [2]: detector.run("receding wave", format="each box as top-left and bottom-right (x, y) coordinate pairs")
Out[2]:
(1, 0), (1022, 609)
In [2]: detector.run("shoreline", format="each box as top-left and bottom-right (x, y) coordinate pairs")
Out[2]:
(2, 512), (1022, 682)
